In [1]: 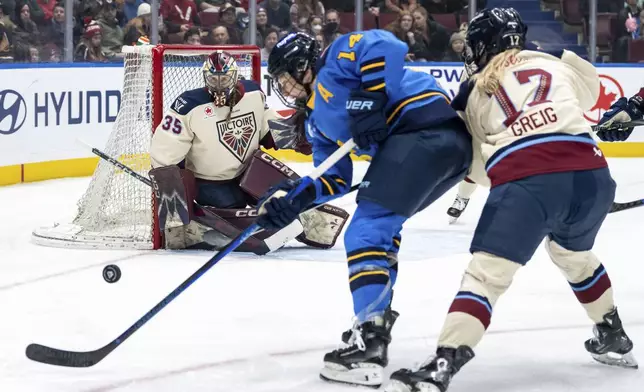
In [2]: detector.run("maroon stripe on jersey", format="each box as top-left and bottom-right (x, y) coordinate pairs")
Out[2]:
(487, 141), (608, 187)
(448, 297), (492, 329)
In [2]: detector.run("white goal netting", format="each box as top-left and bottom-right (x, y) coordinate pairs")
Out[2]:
(32, 45), (260, 249)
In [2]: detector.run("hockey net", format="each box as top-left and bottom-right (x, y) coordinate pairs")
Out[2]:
(32, 45), (261, 249)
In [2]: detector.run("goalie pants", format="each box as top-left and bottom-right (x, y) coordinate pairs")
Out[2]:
(195, 177), (251, 208)
(348, 119), (472, 322)
(438, 167), (618, 349)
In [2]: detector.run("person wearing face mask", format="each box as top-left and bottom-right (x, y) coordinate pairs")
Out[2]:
(307, 14), (322, 35)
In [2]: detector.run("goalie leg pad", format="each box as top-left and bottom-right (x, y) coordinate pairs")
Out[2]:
(240, 150), (301, 203)
(297, 204), (350, 249)
(149, 166), (196, 232)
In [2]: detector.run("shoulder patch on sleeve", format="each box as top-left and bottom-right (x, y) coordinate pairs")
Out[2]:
(451, 81), (475, 112)
(171, 88), (211, 115)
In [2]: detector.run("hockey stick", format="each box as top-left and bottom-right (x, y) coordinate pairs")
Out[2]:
(75, 139), (359, 219)
(609, 199), (644, 213)
(591, 119), (644, 132)
(25, 139), (357, 368)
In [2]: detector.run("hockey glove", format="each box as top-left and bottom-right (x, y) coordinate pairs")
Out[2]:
(256, 179), (317, 230)
(346, 89), (389, 149)
(596, 94), (644, 142)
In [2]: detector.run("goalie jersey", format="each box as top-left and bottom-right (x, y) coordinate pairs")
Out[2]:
(305, 29), (458, 203)
(453, 49), (608, 187)
(150, 80), (282, 181)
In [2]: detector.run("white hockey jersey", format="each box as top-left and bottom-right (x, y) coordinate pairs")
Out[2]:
(150, 80), (282, 181)
(453, 49), (608, 187)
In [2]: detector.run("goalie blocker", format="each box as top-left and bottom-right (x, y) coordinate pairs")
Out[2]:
(149, 151), (349, 254)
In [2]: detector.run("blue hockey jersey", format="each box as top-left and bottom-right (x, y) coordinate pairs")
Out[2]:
(305, 29), (458, 204)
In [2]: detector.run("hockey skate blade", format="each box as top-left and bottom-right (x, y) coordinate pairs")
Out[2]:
(319, 362), (383, 388)
(384, 380), (442, 392)
(448, 216), (458, 225)
(591, 351), (639, 369)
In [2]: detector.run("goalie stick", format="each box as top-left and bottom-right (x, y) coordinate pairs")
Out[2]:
(74, 140), (359, 231)
(25, 139), (357, 368)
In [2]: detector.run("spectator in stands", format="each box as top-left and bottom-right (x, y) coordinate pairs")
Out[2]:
(219, 3), (242, 43)
(243, 6), (274, 45)
(35, 0), (57, 24)
(321, 10), (342, 46)
(42, 41), (60, 61)
(161, 0), (200, 36)
(18, 0), (42, 25)
(442, 31), (464, 61)
(209, 24), (230, 44)
(41, 3), (63, 52)
(614, 0), (643, 62)
(386, 10), (429, 61)
(0, 1), (13, 62)
(197, 0), (226, 12)
(183, 25), (202, 44)
(122, 0), (144, 24)
(384, 0), (418, 14)
(96, 0), (124, 58)
(123, 2), (152, 45)
(412, 6), (449, 61)
(27, 44), (37, 60)
(307, 14), (322, 35)
(314, 31), (323, 49)
(260, 26), (277, 60)
(12, 1), (40, 62)
(260, 0), (290, 30)
(290, 0), (323, 22)
(75, 21), (107, 62)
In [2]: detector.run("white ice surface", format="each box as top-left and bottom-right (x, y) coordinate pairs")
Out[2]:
(1, 160), (643, 392)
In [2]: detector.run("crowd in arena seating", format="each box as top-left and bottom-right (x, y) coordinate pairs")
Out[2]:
(0, 0), (642, 64)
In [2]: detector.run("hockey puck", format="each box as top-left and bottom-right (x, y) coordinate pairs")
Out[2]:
(102, 264), (121, 283)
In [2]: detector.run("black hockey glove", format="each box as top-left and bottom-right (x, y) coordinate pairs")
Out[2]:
(346, 89), (389, 149)
(596, 94), (644, 142)
(257, 179), (317, 230)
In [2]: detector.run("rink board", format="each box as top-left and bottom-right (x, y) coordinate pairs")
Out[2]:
(1, 62), (643, 186)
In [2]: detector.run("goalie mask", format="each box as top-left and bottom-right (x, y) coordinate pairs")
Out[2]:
(268, 32), (320, 109)
(463, 7), (527, 77)
(203, 50), (240, 107)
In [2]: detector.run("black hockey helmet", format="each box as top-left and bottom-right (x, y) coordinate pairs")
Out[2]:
(464, 7), (527, 76)
(268, 32), (320, 109)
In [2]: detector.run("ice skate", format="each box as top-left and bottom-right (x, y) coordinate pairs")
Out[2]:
(320, 318), (391, 388)
(385, 346), (474, 392)
(447, 196), (469, 224)
(585, 308), (638, 369)
(341, 306), (399, 344)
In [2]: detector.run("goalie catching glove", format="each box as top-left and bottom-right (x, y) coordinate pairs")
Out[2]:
(596, 88), (644, 142)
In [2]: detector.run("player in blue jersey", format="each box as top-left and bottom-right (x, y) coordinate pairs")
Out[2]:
(255, 30), (473, 387)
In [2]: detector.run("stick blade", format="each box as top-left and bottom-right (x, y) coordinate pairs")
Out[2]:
(26, 343), (107, 367)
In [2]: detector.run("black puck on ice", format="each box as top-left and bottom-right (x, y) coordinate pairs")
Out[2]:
(102, 264), (121, 283)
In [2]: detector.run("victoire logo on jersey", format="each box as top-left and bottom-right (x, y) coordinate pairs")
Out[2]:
(216, 112), (257, 162)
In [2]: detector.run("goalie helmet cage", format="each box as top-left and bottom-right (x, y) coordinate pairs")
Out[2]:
(31, 44), (262, 250)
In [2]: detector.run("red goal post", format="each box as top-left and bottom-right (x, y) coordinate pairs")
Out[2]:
(31, 44), (262, 250)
